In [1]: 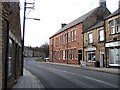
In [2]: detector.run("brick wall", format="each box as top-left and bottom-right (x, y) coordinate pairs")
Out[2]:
(49, 23), (83, 64)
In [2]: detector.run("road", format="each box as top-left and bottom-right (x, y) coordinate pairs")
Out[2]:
(24, 58), (119, 89)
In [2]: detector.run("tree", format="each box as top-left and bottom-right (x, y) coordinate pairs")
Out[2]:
(40, 42), (49, 58)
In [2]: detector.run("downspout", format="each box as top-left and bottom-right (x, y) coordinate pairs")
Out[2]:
(66, 30), (68, 64)
(82, 24), (84, 62)
(104, 20), (107, 68)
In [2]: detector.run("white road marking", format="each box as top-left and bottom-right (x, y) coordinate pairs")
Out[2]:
(29, 61), (118, 88)
(46, 67), (118, 88)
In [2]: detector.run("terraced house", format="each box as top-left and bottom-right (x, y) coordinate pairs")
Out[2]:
(83, 21), (106, 67)
(0, 1), (22, 89)
(49, 0), (110, 65)
(105, 0), (120, 68)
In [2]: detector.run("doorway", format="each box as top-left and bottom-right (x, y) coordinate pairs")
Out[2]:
(100, 52), (104, 67)
(78, 50), (82, 65)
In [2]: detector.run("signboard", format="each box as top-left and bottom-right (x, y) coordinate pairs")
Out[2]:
(105, 41), (120, 47)
(85, 47), (96, 51)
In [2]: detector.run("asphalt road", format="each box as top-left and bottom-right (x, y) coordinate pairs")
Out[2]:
(24, 58), (119, 89)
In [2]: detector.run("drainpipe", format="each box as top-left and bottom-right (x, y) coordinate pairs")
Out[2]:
(21, 0), (26, 75)
(82, 24), (84, 62)
(4, 18), (9, 89)
(66, 30), (68, 64)
(104, 20), (107, 68)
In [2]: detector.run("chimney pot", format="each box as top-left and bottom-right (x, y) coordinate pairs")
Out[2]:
(61, 23), (67, 28)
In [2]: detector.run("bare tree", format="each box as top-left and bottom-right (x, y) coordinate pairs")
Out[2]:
(40, 42), (49, 58)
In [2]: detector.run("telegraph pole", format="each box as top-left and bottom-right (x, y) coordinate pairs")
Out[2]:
(21, 0), (35, 75)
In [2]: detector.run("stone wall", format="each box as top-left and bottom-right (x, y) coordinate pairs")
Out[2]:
(0, 1), (2, 89)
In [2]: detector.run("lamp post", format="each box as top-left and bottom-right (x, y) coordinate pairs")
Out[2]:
(21, 0), (40, 75)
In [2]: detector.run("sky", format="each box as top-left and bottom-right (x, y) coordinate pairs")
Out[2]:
(20, 0), (119, 47)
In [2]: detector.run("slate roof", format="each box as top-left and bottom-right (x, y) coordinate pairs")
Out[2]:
(50, 7), (99, 38)
(105, 8), (120, 19)
(84, 21), (104, 33)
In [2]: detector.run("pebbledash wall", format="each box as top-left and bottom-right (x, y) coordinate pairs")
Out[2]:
(0, 1), (22, 89)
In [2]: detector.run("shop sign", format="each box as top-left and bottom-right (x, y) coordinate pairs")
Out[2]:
(105, 41), (120, 47)
(85, 47), (96, 51)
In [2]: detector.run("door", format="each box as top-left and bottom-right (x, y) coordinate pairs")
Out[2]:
(100, 54), (104, 67)
(78, 50), (82, 65)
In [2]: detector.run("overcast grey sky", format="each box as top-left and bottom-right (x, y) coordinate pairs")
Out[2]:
(20, 0), (119, 47)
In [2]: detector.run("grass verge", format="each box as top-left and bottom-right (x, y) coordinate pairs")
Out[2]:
(35, 59), (45, 62)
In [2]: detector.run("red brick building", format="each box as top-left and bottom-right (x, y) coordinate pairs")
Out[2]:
(49, 0), (110, 65)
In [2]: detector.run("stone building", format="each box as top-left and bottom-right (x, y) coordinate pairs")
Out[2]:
(0, 1), (22, 89)
(105, 0), (120, 68)
(49, 0), (110, 65)
(83, 21), (106, 67)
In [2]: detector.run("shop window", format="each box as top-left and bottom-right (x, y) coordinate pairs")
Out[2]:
(109, 20), (115, 34)
(116, 18), (120, 33)
(8, 38), (14, 77)
(109, 48), (120, 65)
(87, 51), (95, 61)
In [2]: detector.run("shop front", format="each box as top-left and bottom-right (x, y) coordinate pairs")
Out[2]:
(85, 47), (96, 66)
(105, 41), (120, 67)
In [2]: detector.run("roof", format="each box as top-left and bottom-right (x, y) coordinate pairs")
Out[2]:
(50, 7), (99, 38)
(105, 8), (120, 19)
(84, 21), (104, 32)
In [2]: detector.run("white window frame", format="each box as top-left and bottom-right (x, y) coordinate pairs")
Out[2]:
(73, 30), (76, 41)
(99, 29), (104, 41)
(88, 33), (93, 44)
(116, 18), (120, 33)
(109, 20), (115, 34)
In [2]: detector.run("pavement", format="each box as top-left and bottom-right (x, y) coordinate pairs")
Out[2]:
(13, 69), (44, 89)
(13, 61), (120, 89)
(46, 62), (120, 75)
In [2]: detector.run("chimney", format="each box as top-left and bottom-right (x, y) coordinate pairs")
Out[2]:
(99, 0), (106, 7)
(61, 23), (67, 28)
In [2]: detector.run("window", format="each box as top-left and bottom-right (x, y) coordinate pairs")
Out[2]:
(68, 32), (70, 42)
(65, 50), (68, 60)
(98, 30), (104, 41)
(8, 38), (14, 77)
(109, 48), (120, 64)
(116, 18), (120, 33)
(60, 50), (63, 60)
(73, 30), (76, 41)
(65, 33), (68, 43)
(71, 31), (73, 41)
(73, 48), (76, 59)
(109, 20), (115, 34)
(87, 51), (95, 61)
(88, 33), (93, 44)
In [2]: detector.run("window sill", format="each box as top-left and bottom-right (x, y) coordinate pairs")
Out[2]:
(87, 60), (96, 63)
(109, 32), (120, 36)
(98, 41), (104, 43)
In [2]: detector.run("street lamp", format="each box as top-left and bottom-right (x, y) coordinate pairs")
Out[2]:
(21, 0), (40, 75)
(26, 17), (40, 21)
